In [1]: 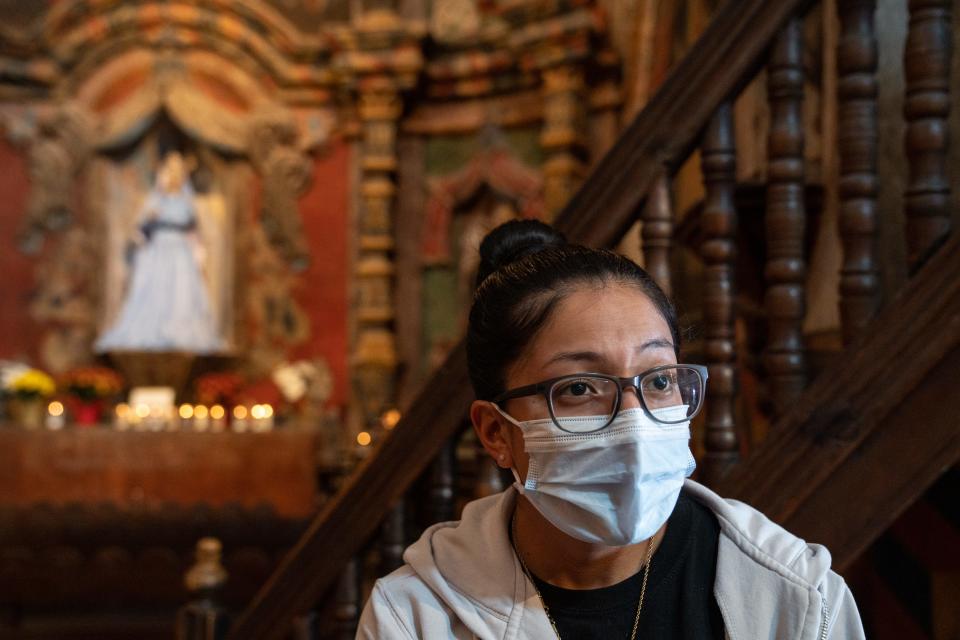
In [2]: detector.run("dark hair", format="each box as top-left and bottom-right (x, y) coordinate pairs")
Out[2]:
(466, 219), (680, 401)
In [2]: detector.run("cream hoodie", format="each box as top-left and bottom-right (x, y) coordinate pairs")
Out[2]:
(357, 480), (866, 639)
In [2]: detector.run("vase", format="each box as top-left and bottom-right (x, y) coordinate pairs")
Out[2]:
(8, 396), (45, 429)
(71, 399), (103, 426)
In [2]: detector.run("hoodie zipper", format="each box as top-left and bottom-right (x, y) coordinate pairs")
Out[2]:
(819, 596), (830, 640)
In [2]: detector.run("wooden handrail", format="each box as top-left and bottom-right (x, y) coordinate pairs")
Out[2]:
(227, 0), (817, 636)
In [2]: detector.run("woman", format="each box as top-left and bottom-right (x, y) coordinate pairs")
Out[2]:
(96, 151), (223, 354)
(358, 220), (864, 639)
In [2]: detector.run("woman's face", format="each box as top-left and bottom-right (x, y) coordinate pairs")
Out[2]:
(489, 281), (677, 480)
(159, 153), (185, 191)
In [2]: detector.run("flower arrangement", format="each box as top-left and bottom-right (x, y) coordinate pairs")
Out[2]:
(60, 366), (124, 401)
(194, 371), (244, 406)
(4, 367), (56, 399)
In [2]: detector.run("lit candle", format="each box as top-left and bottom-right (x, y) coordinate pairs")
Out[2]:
(232, 405), (248, 432)
(178, 404), (194, 431)
(193, 405), (209, 432)
(262, 403), (274, 430)
(133, 403), (150, 431)
(46, 401), (65, 430)
(114, 403), (131, 431)
(210, 404), (226, 432)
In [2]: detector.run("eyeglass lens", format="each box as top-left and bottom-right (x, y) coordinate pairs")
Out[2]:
(549, 366), (703, 432)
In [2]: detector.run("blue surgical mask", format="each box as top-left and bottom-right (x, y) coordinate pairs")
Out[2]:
(497, 405), (696, 546)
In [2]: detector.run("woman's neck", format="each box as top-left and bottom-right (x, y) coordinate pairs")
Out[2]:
(511, 495), (665, 590)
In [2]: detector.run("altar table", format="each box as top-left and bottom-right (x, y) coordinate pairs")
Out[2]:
(0, 426), (321, 518)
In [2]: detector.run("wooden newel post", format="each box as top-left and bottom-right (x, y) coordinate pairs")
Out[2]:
(176, 537), (230, 640)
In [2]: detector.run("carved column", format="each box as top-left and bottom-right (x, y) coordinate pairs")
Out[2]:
(700, 103), (738, 485)
(540, 65), (588, 217)
(837, 0), (881, 344)
(764, 17), (807, 417)
(904, 0), (952, 270)
(353, 88), (402, 434)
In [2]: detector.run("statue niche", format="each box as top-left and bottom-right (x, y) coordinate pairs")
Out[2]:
(19, 47), (325, 382)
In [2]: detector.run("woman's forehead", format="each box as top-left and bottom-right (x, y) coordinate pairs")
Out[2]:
(511, 284), (674, 378)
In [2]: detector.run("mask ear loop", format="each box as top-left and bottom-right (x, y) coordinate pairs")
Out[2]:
(491, 403), (535, 491)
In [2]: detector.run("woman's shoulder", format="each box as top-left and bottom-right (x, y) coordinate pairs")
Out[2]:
(683, 479), (834, 584)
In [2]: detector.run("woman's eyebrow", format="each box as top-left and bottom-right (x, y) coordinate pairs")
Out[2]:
(637, 338), (676, 352)
(544, 350), (605, 366)
(545, 339), (676, 367)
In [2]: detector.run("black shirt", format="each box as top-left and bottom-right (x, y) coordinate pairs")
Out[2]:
(529, 491), (725, 639)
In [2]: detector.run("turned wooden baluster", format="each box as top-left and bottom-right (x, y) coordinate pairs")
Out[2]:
(428, 439), (456, 525)
(764, 17), (807, 417)
(640, 173), (673, 296)
(332, 557), (361, 640)
(904, 0), (952, 270)
(700, 102), (739, 485)
(379, 502), (405, 575)
(837, 0), (881, 344)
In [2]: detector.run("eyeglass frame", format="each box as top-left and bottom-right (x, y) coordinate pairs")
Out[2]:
(491, 363), (709, 432)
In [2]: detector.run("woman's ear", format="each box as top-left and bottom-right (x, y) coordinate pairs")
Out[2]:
(470, 400), (516, 469)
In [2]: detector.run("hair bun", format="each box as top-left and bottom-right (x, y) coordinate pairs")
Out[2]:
(475, 219), (567, 287)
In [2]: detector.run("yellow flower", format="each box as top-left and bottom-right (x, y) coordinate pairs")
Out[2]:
(10, 369), (56, 398)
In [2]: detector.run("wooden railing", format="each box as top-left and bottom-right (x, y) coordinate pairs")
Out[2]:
(204, 0), (955, 637)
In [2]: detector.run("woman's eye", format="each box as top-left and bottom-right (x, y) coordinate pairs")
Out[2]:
(648, 374), (674, 392)
(559, 380), (595, 396)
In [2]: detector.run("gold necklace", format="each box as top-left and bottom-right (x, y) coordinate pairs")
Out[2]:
(510, 510), (655, 640)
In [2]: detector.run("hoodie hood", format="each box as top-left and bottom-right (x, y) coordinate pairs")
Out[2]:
(398, 481), (839, 640)
(403, 488), (555, 638)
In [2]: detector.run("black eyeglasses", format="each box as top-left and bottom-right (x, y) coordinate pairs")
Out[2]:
(492, 364), (709, 433)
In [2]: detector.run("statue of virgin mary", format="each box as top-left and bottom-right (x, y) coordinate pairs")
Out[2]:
(95, 151), (224, 354)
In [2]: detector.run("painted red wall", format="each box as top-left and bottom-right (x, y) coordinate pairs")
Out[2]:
(292, 140), (351, 408)
(0, 138), (40, 362)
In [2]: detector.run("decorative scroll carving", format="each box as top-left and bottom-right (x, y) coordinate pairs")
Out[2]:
(904, 0), (952, 270)
(640, 172), (673, 296)
(248, 105), (313, 270)
(422, 145), (545, 266)
(837, 0), (881, 344)
(764, 17), (807, 417)
(19, 102), (93, 254)
(700, 102), (739, 486)
(540, 65), (587, 216)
